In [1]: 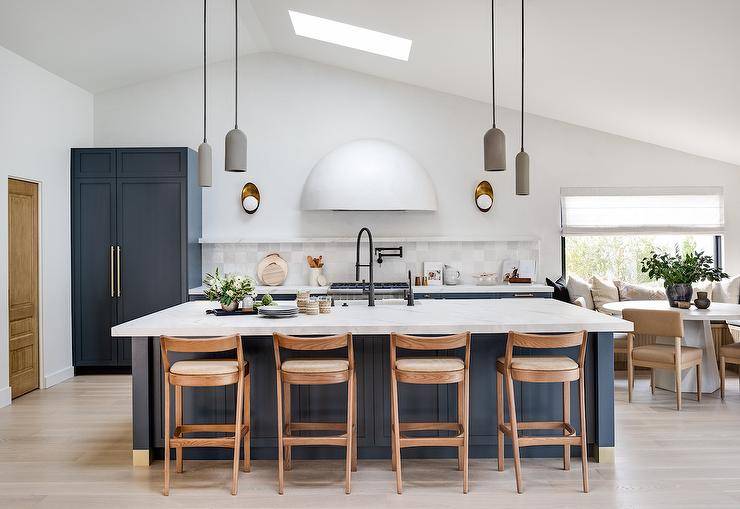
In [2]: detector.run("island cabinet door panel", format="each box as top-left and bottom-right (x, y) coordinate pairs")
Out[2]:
(72, 178), (118, 366)
(116, 179), (185, 330)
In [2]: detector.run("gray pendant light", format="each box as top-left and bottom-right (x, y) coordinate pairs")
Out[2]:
(515, 0), (530, 195)
(198, 0), (212, 187)
(225, 0), (247, 172)
(484, 0), (506, 171)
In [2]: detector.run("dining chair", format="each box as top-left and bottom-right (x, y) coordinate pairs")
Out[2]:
(623, 308), (701, 410)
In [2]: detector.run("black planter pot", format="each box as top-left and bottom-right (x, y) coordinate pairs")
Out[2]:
(666, 283), (693, 308)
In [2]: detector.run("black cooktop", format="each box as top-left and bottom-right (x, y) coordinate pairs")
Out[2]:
(330, 282), (408, 290)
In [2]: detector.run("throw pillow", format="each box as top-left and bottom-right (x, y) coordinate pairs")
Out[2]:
(615, 281), (666, 301)
(712, 275), (740, 304)
(546, 276), (571, 303)
(590, 275), (619, 313)
(566, 275), (595, 310)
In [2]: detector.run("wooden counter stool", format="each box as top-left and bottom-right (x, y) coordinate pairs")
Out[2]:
(160, 334), (250, 496)
(720, 342), (740, 399)
(273, 332), (356, 495)
(390, 332), (471, 494)
(623, 308), (701, 410)
(497, 331), (589, 494)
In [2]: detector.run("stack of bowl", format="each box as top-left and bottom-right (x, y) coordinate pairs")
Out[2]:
(296, 290), (310, 313)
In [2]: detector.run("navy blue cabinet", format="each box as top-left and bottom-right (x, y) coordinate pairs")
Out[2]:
(72, 148), (201, 370)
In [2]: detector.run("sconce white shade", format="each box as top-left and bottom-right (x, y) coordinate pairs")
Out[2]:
(476, 193), (493, 210)
(301, 139), (437, 211)
(242, 195), (259, 212)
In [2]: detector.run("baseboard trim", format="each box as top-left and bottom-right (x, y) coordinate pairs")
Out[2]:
(44, 366), (74, 388)
(0, 386), (11, 408)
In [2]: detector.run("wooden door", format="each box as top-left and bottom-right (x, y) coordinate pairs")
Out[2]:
(72, 178), (118, 366)
(8, 179), (39, 398)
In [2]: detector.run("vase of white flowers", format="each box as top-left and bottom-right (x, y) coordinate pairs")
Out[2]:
(203, 268), (256, 311)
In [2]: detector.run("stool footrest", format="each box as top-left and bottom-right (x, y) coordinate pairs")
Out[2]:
(169, 437), (236, 448)
(282, 435), (348, 446)
(286, 422), (348, 432)
(399, 436), (465, 448)
(499, 421), (581, 448)
(399, 422), (463, 433)
(174, 424), (249, 437)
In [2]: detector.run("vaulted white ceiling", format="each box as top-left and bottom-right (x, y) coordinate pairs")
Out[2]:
(2, 0), (739, 166)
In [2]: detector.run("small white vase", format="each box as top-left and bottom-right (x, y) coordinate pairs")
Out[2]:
(309, 267), (323, 287)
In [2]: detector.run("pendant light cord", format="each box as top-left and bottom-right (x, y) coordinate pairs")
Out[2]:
(203, 0), (207, 143)
(234, 0), (238, 129)
(520, 0), (525, 151)
(491, 0), (496, 128)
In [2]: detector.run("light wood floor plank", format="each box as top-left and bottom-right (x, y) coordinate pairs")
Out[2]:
(1, 374), (740, 507)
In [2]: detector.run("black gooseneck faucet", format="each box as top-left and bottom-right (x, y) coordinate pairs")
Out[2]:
(355, 227), (375, 306)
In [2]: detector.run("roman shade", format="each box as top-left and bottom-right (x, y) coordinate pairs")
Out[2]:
(560, 187), (724, 235)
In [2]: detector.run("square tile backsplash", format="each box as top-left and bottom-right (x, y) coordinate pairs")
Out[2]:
(201, 240), (540, 287)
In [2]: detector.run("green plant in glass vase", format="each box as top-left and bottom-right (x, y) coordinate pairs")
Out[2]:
(203, 268), (256, 312)
(640, 250), (727, 307)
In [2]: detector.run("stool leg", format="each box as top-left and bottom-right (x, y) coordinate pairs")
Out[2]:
(627, 354), (634, 403)
(462, 369), (470, 494)
(276, 372), (285, 495)
(283, 382), (292, 471)
(696, 363), (701, 402)
(243, 372), (251, 473)
(505, 371), (522, 494)
(163, 375), (171, 496)
(175, 385), (183, 473)
(720, 356), (726, 400)
(390, 374), (397, 473)
(352, 371), (358, 473)
(496, 370), (504, 472)
(391, 369), (403, 494)
(345, 370), (354, 495)
(231, 376), (244, 496)
(457, 380), (464, 472)
(675, 364), (682, 411)
(562, 381), (571, 471)
(650, 369), (655, 395)
(578, 374), (589, 493)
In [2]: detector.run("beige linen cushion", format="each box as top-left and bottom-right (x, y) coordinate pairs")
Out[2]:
(615, 281), (666, 301)
(566, 275), (595, 310)
(170, 360), (239, 376)
(573, 296), (587, 308)
(712, 275), (740, 304)
(720, 342), (740, 360)
(498, 356), (578, 371)
(632, 344), (702, 365)
(590, 275), (619, 313)
(281, 359), (349, 373)
(396, 357), (464, 372)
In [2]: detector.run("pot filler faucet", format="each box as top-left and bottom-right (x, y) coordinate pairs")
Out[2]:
(355, 227), (375, 306)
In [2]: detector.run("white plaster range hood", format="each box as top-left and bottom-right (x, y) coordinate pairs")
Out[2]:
(301, 139), (438, 211)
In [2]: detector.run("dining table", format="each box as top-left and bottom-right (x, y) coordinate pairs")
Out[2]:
(602, 300), (740, 393)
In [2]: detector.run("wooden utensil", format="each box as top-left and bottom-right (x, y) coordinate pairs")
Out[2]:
(307, 255), (315, 268)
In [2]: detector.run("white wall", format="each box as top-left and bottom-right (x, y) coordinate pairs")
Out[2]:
(0, 46), (94, 407)
(95, 52), (740, 279)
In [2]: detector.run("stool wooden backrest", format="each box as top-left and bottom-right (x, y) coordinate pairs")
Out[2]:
(273, 333), (354, 384)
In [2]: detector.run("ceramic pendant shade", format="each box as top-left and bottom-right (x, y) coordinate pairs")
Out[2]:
(225, 0), (246, 172)
(484, 0), (506, 171)
(198, 0), (212, 187)
(515, 0), (530, 195)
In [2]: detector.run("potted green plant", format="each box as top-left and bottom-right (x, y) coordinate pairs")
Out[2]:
(203, 268), (256, 312)
(640, 250), (727, 307)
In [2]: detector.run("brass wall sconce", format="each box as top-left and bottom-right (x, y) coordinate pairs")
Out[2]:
(241, 182), (260, 214)
(475, 181), (494, 212)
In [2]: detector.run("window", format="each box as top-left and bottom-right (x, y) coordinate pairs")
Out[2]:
(560, 187), (724, 280)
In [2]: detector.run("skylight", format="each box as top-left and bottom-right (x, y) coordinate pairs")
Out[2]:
(288, 10), (412, 61)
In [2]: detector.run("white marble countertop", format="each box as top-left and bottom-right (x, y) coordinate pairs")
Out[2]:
(188, 284), (553, 296)
(112, 298), (631, 337)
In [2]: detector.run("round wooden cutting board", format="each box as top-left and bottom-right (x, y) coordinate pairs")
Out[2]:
(257, 253), (288, 286)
